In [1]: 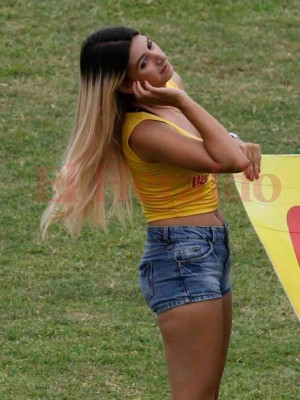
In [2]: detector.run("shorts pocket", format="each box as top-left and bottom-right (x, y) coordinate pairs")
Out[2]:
(139, 261), (154, 302)
(173, 240), (213, 263)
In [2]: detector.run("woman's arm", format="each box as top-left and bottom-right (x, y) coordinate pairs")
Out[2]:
(177, 93), (250, 172)
(132, 80), (251, 174)
(129, 119), (242, 173)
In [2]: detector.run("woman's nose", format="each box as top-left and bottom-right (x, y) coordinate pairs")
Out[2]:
(153, 51), (166, 64)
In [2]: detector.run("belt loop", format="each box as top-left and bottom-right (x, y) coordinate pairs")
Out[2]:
(162, 226), (169, 243)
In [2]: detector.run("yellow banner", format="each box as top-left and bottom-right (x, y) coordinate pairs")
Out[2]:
(234, 155), (300, 320)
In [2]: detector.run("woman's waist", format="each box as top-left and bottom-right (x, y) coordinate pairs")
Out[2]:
(147, 209), (225, 227)
(145, 211), (229, 244)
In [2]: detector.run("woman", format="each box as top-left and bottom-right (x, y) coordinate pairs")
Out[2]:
(41, 27), (261, 400)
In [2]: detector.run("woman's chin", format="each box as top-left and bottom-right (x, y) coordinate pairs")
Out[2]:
(151, 73), (174, 88)
(164, 64), (174, 83)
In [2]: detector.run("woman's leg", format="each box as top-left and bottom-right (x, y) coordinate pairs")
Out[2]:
(215, 292), (232, 399)
(157, 298), (224, 400)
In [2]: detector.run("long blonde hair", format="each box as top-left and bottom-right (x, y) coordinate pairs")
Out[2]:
(40, 27), (139, 240)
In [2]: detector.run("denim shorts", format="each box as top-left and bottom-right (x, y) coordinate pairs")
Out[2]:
(138, 223), (232, 316)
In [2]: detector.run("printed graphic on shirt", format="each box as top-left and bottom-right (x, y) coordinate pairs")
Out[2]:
(191, 174), (208, 188)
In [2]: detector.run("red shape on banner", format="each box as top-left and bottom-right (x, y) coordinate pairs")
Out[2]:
(287, 206), (300, 268)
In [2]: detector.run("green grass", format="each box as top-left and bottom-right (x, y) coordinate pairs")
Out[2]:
(1, 0), (300, 398)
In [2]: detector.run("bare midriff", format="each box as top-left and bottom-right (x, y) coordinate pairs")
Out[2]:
(147, 209), (225, 227)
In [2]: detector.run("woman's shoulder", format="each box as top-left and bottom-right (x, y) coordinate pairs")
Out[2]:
(122, 111), (166, 141)
(169, 71), (184, 90)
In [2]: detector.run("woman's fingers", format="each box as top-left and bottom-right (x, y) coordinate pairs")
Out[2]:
(246, 147), (255, 181)
(132, 80), (182, 107)
(143, 80), (156, 91)
(132, 81), (158, 103)
(245, 143), (261, 181)
(238, 141), (261, 181)
(254, 144), (261, 178)
(249, 144), (261, 180)
(132, 81), (147, 99)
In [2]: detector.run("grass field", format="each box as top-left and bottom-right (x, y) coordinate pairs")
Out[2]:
(1, 0), (300, 399)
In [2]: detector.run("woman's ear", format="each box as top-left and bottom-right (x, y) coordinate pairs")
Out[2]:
(118, 79), (134, 94)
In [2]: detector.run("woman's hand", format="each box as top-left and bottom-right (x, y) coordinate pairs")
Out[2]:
(236, 139), (261, 181)
(132, 80), (187, 108)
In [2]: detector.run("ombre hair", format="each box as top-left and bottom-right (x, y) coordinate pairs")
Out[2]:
(40, 27), (139, 239)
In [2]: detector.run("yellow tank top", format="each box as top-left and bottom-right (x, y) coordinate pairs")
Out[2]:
(121, 80), (219, 223)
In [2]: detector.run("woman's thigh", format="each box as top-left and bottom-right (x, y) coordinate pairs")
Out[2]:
(158, 299), (224, 400)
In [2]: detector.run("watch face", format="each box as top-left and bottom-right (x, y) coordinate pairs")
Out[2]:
(229, 132), (240, 139)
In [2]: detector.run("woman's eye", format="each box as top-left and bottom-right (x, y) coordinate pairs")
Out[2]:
(140, 40), (153, 69)
(141, 58), (147, 69)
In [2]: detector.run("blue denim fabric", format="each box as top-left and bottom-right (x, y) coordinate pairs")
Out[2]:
(139, 223), (232, 316)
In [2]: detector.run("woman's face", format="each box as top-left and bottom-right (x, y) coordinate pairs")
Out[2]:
(126, 34), (173, 87)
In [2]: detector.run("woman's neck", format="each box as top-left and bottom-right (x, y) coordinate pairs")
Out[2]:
(130, 100), (180, 113)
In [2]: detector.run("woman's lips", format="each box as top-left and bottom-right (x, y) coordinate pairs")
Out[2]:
(161, 62), (170, 73)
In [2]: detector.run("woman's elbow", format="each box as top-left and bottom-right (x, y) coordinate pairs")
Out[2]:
(231, 158), (250, 172)
(215, 159), (250, 174)
(238, 157), (251, 170)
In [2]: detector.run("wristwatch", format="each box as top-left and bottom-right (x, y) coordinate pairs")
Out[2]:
(229, 131), (241, 139)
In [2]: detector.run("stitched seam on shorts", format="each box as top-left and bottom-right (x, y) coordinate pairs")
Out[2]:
(154, 294), (223, 314)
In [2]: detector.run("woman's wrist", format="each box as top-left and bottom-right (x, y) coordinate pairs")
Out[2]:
(175, 91), (193, 111)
